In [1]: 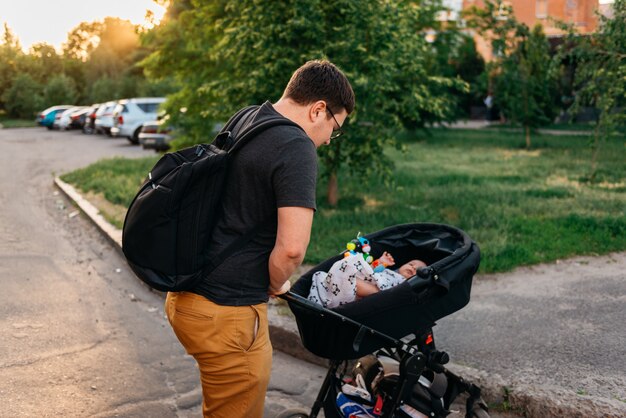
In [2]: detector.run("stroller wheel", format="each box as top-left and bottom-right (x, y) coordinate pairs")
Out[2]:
(470, 404), (490, 418)
(275, 407), (310, 418)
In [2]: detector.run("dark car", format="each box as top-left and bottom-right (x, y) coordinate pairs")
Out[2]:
(68, 107), (93, 130)
(82, 104), (101, 134)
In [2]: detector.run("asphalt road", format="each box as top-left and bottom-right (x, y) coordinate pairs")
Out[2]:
(2, 127), (624, 418)
(0, 127), (323, 417)
(435, 251), (626, 416)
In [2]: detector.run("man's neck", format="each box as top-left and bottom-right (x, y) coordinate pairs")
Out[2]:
(272, 98), (309, 129)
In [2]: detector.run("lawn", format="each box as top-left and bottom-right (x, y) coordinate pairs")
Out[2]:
(61, 128), (626, 273)
(0, 112), (36, 128)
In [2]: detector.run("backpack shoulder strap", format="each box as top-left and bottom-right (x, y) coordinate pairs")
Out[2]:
(228, 116), (300, 154)
(220, 105), (259, 134)
(209, 106), (257, 149)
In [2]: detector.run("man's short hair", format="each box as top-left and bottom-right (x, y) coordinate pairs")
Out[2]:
(283, 60), (355, 115)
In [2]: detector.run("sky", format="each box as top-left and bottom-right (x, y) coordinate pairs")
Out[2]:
(1, 0), (167, 51)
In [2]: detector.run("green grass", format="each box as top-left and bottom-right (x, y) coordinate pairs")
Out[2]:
(60, 156), (158, 213)
(0, 114), (36, 128)
(61, 129), (626, 274)
(311, 129), (626, 272)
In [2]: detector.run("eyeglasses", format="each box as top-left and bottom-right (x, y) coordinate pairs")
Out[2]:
(326, 107), (344, 140)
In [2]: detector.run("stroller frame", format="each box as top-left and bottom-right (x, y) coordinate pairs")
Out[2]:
(279, 223), (487, 418)
(279, 291), (488, 418)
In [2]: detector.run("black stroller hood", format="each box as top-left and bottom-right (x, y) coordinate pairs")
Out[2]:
(288, 223), (480, 359)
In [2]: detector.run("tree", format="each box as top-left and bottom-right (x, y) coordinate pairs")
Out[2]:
(2, 74), (42, 118)
(28, 43), (64, 84)
(60, 17), (146, 103)
(62, 57), (88, 103)
(0, 24), (25, 111)
(464, 0), (520, 58)
(88, 76), (120, 103)
(86, 18), (140, 82)
(558, 0), (625, 180)
(142, 0), (465, 205)
(465, 0), (558, 148)
(62, 21), (103, 61)
(430, 29), (485, 118)
(495, 24), (558, 148)
(43, 74), (78, 107)
(0, 18), (150, 113)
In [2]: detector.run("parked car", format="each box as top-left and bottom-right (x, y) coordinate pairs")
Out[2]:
(56, 106), (86, 130)
(52, 108), (74, 130)
(111, 97), (166, 144)
(138, 119), (174, 152)
(94, 101), (117, 135)
(37, 105), (72, 129)
(68, 107), (94, 130)
(82, 103), (101, 134)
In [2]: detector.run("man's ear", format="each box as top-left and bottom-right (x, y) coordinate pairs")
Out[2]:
(309, 100), (327, 121)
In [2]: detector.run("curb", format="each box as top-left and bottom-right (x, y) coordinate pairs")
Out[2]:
(54, 177), (123, 255)
(53, 177), (327, 368)
(54, 177), (625, 418)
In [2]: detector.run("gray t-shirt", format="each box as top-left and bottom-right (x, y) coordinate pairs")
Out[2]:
(193, 102), (318, 306)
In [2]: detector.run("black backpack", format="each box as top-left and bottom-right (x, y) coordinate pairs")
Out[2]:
(122, 105), (297, 292)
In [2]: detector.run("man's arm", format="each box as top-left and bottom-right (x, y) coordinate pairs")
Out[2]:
(268, 206), (314, 295)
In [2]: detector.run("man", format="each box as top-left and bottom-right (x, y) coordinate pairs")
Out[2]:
(165, 60), (355, 418)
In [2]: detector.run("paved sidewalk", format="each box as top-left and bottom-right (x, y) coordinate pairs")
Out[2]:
(439, 120), (496, 129)
(55, 177), (626, 418)
(439, 120), (594, 136)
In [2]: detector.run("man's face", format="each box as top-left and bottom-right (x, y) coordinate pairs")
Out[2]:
(313, 108), (348, 148)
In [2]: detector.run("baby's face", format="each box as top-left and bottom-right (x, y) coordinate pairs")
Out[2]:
(398, 260), (427, 279)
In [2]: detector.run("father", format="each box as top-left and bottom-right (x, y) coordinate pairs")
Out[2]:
(165, 60), (355, 417)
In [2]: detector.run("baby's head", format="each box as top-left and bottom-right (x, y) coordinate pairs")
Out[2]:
(397, 259), (427, 279)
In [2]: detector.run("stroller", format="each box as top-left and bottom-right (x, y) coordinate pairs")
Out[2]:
(277, 223), (490, 418)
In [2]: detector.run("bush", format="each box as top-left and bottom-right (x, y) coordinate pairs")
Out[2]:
(43, 74), (78, 107)
(2, 74), (42, 119)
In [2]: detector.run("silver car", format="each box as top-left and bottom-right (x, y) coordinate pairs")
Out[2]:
(111, 97), (166, 144)
(94, 101), (117, 135)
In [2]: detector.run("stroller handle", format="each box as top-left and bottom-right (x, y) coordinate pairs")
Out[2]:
(277, 290), (326, 314)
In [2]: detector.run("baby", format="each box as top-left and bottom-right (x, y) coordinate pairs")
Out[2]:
(308, 251), (427, 308)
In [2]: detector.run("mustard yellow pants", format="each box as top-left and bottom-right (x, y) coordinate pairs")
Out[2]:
(165, 292), (272, 418)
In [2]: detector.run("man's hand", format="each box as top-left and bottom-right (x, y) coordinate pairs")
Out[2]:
(269, 280), (291, 296)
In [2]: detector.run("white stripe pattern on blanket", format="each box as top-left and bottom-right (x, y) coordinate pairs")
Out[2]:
(308, 254), (405, 308)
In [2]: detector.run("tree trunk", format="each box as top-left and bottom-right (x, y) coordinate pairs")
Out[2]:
(525, 125), (531, 149)
(589, 122), (601, 182)
(327, 171), (339, 207)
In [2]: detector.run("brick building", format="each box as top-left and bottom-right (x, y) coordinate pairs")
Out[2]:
(440, 0), (606, 60)
(463, 0), (600, 35)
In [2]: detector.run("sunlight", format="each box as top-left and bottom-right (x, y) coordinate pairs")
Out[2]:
(1, 0), (167, 51)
